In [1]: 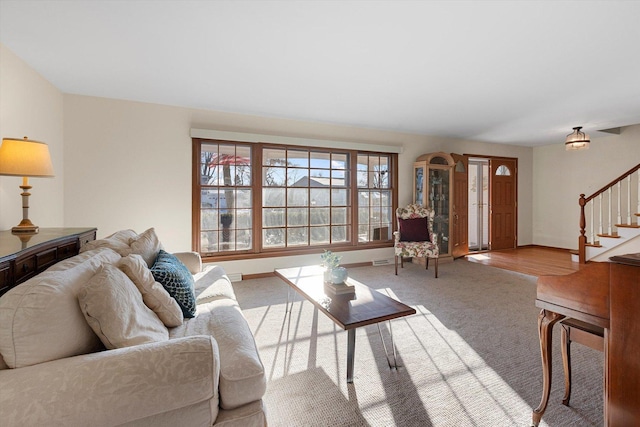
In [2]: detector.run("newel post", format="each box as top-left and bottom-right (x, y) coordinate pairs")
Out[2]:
(578, 194), (587, 264)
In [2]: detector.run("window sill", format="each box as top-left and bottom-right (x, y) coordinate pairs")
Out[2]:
(200, 241), (393, 263)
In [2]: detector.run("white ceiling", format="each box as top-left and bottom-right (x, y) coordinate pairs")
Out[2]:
(2, 0), (640, 147)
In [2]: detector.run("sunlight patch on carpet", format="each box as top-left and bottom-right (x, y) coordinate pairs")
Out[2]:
(407, 304), (536, 426)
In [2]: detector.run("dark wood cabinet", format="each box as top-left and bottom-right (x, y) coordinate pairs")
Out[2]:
(0, 228), (96, 296)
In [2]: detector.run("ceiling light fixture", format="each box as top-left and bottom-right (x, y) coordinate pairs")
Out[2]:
(565, 126), (590, 151)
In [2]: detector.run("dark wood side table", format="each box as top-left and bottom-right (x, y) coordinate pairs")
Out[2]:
(0, 227), (96, 296)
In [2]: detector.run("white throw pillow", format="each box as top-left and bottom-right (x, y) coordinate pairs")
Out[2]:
(129, 228), (163, 267)
(118, 254), (184, 327)
(79, 264), (169, 349)
(0, 248), (121, 368)
(79, 229), (138, 256)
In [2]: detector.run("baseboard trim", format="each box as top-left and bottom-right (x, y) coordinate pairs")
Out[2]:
(240, 261), (378, 281)
(517, 244), (575, 252)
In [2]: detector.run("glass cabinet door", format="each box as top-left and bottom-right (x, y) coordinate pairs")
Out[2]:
(413, 163), (426, 205)
(428, 167), (450, 255)
(414, 152), (456, 259)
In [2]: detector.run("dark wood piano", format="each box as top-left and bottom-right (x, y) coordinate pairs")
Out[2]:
(532, 253), (640, 427)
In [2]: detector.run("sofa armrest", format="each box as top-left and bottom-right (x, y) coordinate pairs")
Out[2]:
(173, 251), (203, 274)
(0, 336), (220, 426)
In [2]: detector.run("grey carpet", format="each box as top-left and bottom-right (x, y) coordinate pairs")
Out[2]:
(233, 259), (603, 426)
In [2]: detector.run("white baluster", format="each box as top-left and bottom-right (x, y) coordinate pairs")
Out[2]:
(628, 175), (632, 224)
(617, 181), (622, 227)
(598, 193), (603, 236)
(590, 200), (595, 244)
(608, 187), (613, 235)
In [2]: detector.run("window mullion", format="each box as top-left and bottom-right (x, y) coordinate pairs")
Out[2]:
(253, 144), (263, 253)
(307, 153), (312, 246)
(349, 151), (359, 245)
(192, 139), (202, 253)
(329, 157), (333, 246)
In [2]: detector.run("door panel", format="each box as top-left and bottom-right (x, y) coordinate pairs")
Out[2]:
(490, 158), (517, 250)
(451, 153), (469, 258)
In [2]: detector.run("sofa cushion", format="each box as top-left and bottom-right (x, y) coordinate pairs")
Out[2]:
(151, 250), (197, 318)
(47, 246), (122, 272)
(79, 264), (169, 349)
(118, 254), (184, 327)
(79, 229), (138, 256)
(130, 228), (163, 267)
(0, 336), (219, 426)
(173, 251), (203, 275)
(170, 298), (266, 410)
(0, 248), (121, 368)
(194, 265), (237, 304)
(214, 400), (267, 426)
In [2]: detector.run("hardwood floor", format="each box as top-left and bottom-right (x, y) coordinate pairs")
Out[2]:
(464, 246), (584, 277)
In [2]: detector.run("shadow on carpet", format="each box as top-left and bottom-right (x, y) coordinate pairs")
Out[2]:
(264, 367), (370, 427)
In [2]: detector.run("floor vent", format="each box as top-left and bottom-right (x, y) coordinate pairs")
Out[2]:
(227, 273), (243, 282)
(372, 259), (392, 266)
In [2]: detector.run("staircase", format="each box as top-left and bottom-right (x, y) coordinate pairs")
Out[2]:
(575, 163), (640, 263)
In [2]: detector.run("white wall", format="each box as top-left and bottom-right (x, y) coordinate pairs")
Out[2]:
(9, 39), (640, 275)
(0, 42), (536, 276)
(0, 44), (64, 230)
(533, 124), (640, 249)
(63, 94), (534, 276)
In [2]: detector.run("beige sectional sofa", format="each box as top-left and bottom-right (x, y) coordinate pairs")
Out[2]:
(0, 229), (267, 426)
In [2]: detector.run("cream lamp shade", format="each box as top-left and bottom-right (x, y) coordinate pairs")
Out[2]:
(565, 126), (590, 151)
(0, 137), (55, 234)
(0, 137), (54, 177)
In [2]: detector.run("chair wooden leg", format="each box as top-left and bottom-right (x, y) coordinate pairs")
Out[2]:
(395, 255), (398, 275)
(425, 257), (429, 270)
(558, 319), (604, 408)
(434, 258), (438, 278)
(400, 256), (404, 269)
(561, 323), (572, 406)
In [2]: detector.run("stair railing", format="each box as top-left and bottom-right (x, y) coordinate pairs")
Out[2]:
(578, 163), (640, 263)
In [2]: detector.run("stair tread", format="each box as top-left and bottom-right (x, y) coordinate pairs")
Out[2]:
(597, 233), (620, 238)
(586, 243), (603, 248)
(616, 223), (640, 229)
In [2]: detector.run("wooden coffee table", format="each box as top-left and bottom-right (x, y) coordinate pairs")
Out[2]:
(275, 265), (416, 383)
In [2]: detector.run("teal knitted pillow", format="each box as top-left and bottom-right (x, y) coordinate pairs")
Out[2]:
(151, 250), (196, 318)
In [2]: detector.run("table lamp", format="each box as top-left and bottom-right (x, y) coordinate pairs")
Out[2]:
(0, 136), (55, 234)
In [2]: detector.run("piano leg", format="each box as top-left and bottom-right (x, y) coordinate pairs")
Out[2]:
(560, 322), (572, 406)
(532, 309), (565, 427)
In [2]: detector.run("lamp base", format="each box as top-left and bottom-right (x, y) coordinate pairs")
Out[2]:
(11, 219), (39, 235)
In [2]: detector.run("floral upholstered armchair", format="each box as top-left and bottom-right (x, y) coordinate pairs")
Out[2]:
(394, 204), (439, 278)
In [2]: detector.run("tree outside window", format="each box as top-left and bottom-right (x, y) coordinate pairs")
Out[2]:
(199, 143), (251, 253)
(193, 139), (396, 259)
